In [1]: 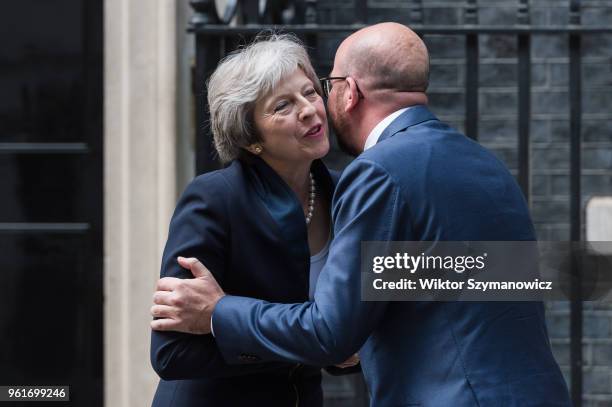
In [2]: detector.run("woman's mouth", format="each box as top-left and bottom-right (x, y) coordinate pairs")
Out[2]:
(304, 124), (323, 138)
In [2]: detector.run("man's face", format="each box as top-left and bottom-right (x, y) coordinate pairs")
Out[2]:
(326, 60), (361, 157)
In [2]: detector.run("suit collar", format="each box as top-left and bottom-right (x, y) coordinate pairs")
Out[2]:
(377, 105), (437, 144)
(364, 107), (412, 151)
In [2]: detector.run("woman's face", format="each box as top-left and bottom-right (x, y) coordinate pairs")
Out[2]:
(252, 68), (329, 168)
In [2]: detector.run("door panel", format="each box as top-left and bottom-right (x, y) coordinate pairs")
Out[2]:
(0, 1), (103, 405)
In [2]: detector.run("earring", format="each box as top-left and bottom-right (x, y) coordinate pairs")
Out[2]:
(253, 144), (262, 154)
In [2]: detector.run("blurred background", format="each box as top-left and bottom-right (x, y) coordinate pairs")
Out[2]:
(1, 0), (611, 406)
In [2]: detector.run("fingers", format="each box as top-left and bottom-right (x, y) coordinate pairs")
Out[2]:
(150, 318), (180, 331)
(156, 277), (181, 291)
(176, 256), (192, 269)
(152, 290), (174, 306)
(150, 304), (176, 319)
(335, 354), (360, 368)
(177, 256), (210, 278)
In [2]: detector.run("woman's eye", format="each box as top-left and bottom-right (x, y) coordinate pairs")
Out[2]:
(274, 102), (290, 113)
(304, 88), (317, 97)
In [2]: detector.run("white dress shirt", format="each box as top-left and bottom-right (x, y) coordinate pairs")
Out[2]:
(363, 107), (412, 151)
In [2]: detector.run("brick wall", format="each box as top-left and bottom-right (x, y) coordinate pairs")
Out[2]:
(317, 1), (612, 405)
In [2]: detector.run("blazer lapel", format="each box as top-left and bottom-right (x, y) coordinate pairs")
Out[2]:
(378, 105), (438, 144)
(246, 157), (311, 264)
(243, 157), (336, 267)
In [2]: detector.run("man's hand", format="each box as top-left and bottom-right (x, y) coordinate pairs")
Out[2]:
(150, 256), (225, 334)
(335, 353), (360, 369)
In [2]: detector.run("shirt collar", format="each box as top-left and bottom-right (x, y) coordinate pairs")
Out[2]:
(363, 107), (412, 151)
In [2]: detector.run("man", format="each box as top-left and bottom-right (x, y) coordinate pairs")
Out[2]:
(152, 23), (571, 406)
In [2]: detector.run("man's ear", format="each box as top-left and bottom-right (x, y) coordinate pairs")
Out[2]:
(344, 77), (361, 113)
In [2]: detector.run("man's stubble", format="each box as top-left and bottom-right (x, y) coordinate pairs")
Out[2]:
(328, 94), (361, 158)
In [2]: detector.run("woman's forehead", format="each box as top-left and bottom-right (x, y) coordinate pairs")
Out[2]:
(269, 69), (312, 95)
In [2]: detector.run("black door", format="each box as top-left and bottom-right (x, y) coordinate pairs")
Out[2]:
(0, 1), (103, 405)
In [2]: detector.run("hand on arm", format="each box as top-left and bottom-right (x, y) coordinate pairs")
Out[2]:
(151, 256), (224, 335)
(335, 354), (360, 369)
(324, 353), (361, 376)
(150, 174), (290, 380)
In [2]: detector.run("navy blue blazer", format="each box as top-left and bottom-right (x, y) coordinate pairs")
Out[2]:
(212, 106), (571, 406)
(150, 157), (338, 407)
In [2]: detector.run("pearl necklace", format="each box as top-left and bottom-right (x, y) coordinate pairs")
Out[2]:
(305, 172), (316, 226)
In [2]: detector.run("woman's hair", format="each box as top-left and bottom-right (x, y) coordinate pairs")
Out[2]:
(207, 33), (321, 163)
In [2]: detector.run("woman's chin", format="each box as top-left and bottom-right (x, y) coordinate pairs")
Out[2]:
(313, 139), (330, 159)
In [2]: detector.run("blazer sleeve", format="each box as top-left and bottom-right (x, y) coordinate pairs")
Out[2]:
(212, 159), (410, 366)
(150, 173), (288, 380)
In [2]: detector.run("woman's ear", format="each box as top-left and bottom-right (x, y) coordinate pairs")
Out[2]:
(246, 144), (263, 155)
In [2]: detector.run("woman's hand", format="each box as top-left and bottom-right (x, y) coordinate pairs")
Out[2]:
(335, 353), (360, 369)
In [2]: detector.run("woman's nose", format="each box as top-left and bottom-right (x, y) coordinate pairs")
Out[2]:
(298, 100), (316, 121)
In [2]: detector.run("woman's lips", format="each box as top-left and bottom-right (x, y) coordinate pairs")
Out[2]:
(304, 124), (323, 138)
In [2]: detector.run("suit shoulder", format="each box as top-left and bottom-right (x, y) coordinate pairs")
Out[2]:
(175, 166), (246, 220)
(338, 156), (396, 189)
(170, 166), (240, 231)
(184, 163), (241, 199)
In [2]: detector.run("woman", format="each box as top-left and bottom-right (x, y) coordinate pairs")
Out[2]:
(150, 34), (351, 406)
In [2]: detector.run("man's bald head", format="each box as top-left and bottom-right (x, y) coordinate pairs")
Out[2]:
(327, 23), (430, 156)
(336, 22), (429, 94)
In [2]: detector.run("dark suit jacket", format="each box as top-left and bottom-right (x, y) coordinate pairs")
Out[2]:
(150, 156), (337, 407)
(212, 106), (572, 406)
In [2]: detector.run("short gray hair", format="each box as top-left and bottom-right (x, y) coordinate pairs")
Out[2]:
(207, 33), (321, 163)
